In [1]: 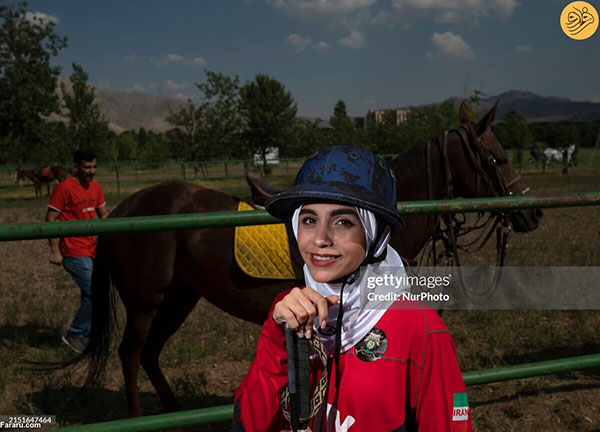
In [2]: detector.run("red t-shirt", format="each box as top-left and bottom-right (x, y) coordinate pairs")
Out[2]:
(48, 177), (106, 258)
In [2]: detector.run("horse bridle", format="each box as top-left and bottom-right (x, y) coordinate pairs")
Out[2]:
(454, 123), (529, 197)
(422, 123), (529, 303)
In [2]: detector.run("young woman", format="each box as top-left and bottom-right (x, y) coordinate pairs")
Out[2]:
(233, 146), (472, 432)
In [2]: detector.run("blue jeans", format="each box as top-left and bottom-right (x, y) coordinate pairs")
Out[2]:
(62, 256), (93, 341)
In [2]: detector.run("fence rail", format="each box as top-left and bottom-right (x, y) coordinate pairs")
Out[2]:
(1, 193), (598, 430)
(55, 353), (600, 431)
(0, 193), (599, 242)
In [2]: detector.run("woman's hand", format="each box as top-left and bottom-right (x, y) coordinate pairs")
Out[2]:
(273, 287), (339, 339)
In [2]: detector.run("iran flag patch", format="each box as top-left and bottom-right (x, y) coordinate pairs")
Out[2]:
(452, 392), (470, 430)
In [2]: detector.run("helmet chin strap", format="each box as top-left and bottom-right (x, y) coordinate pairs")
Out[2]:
(333, 270), (359, 389)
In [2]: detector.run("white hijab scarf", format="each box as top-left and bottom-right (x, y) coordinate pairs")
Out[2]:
(292, 205), (410, 355)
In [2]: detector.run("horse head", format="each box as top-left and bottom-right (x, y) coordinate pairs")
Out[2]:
(453, 101), (542, 232)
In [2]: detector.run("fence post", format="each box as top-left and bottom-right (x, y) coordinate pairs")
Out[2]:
(135, 161), (138, 180)
(224, 160), (228, 177)
(181, 162), (186, 181)
(115, 163), (120, 197)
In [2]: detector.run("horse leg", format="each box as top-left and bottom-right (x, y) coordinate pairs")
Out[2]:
(118, 304), (158, 417)
(140, 283), (201, 413)
(34, 179), (41, 198)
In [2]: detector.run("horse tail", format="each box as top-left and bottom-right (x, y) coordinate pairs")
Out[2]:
(82, 239), (116, 388)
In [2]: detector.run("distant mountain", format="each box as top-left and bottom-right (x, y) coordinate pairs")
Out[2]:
(56, 78), (184, 134)
(56, 81), (600, 133)
(447, 90), (600, 122)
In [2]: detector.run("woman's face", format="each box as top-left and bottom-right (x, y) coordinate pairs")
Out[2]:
(297, 203), (366, 283)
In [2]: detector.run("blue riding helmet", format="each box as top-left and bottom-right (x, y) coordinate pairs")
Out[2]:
(265, 146), (404, 231)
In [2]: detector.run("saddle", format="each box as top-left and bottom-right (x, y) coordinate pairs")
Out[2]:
(234, 201), (303, 280)
(245, 172), (286, 207)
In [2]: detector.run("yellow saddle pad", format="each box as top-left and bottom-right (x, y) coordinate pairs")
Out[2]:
(234, 201), (303, 280)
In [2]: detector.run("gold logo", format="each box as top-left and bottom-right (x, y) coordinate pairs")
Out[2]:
(561, 1), (598, 40)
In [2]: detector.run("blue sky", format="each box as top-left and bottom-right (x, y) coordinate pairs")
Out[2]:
(23, 0), (600, 118)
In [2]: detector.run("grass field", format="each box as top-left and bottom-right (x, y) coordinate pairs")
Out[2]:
(0, 168), (599, 431)
(2, 147), (599, 199)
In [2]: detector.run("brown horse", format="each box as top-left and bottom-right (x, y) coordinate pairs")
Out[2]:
(80, 102), (541, 417)
(15, 165), (68, 198)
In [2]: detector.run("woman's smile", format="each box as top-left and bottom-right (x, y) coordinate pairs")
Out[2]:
(310, 253), (342, 267)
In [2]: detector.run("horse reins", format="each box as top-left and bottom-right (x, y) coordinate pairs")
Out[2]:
(421, 123), (529, 301)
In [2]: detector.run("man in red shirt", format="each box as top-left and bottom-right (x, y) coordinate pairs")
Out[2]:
(46, 148), (108, 353)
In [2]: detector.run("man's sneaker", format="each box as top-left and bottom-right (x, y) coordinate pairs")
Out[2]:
(61, 334), (87, 354)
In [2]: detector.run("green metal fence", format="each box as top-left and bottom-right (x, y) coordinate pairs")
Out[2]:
(3, 147), (599, 196)
(55, 353), (600, 431)
(1, 193), (599, 242)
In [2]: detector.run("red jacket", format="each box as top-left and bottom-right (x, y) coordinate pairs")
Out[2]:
(233, 289), (472, 432)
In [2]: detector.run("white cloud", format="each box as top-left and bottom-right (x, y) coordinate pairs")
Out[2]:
(391, 0), (516, 21)
(436, 11), (460, 23)
(285, 34), (312, 52)
(488, 0), (517, 20)
(514, 44), (531, 52)
(155, 53), (184, 67)
(155, 53), (207, 67)
(339, 29), (366, 48)
(267, 0), (376, 20)
(130, 84), (146, 92)
(164, 81), (193, 92)
(426, 31), (475, 59)
(185, 57), (207, 66)
(312, 41), (332, 53)
(124, 54), (136, 64)
(25, 11), (59, 25)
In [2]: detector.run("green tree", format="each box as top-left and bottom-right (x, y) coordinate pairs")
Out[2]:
(166, 100), (198, 161)
(137, 127), (148, 162)
(0, 1), (67, 165)
(285, 118), (329, 157)
(499, 109), (534, 173)
(140, 132), (171, 166)
(367, 111), (402, 155)
(329, 100), (364, 148)
(465, 89), (487, 122)
(116, 131), (138, 161)
(196, 70), (242, 159)
(166, 70), (243, 162)
(400, 101), (459, 150)
(61, 63), (110, 156)
(569, 124), (580, 147)
(239, 74), (297, 172)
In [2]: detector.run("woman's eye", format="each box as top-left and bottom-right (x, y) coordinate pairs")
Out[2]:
(301, 217), (316, 225)
(335, 218), (355, 227)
